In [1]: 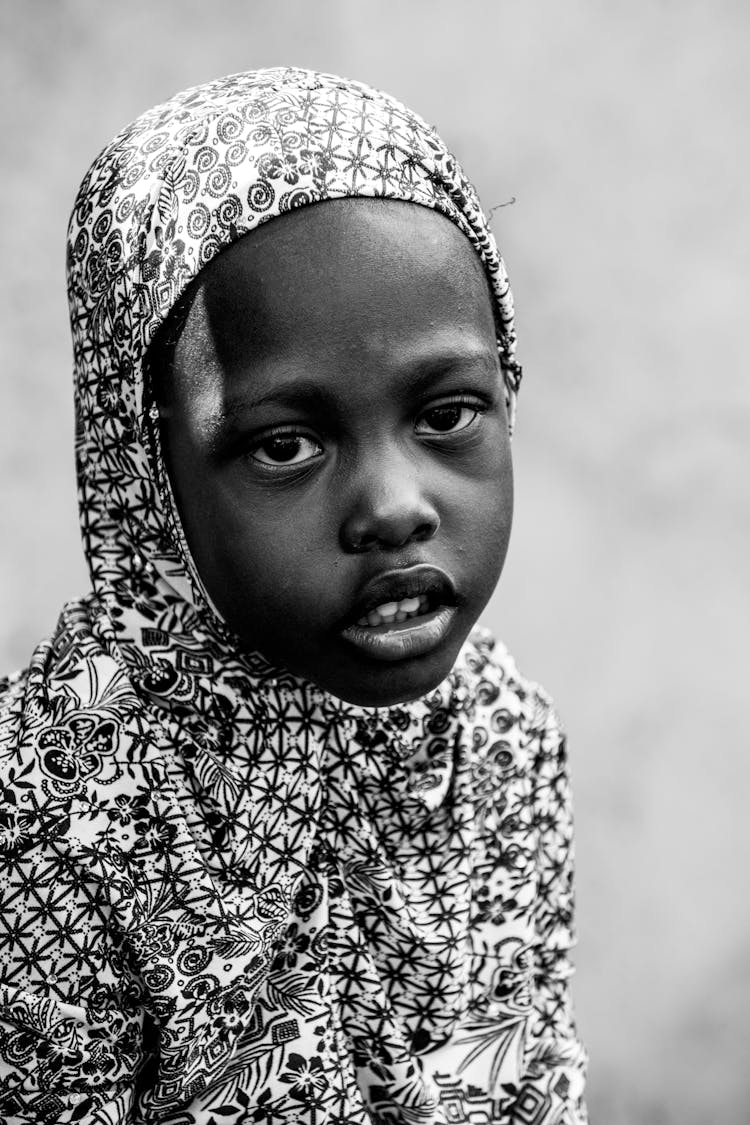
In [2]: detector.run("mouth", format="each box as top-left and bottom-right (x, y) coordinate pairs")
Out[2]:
(340, 565), (459, 663)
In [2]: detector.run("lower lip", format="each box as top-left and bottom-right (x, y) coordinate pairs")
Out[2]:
(340, 606), (457, 662)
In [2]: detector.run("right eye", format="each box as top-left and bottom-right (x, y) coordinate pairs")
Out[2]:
(249, 430), (323, 467)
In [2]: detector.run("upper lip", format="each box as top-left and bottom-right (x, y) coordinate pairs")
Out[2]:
(343, 564), (458, 626)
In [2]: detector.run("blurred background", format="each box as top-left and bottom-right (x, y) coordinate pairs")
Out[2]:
(1, 0), (748, 1119)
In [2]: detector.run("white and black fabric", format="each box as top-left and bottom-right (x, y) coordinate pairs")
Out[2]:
(0, 69), (587, 1124)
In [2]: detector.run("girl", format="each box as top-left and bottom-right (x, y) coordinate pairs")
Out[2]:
(0, 68), (587, 1124)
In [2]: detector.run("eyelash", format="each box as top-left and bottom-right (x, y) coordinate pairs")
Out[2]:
(246, 395), (488, 470)
(248, 427), (324, 468)
(414, 395), (486, 437)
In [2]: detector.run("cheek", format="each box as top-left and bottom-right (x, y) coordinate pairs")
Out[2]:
(494, 450), (515, 537)
(489, 450), (515, 552)
(158, 426), (334, 645)
(448, 440), (513, 532)
(199, 496), (340, 635)
(452, 446), (514, 584)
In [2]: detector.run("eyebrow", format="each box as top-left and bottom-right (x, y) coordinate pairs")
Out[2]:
(204, 380), (337, 457)
(221, 380), (338, 420)
(208, 344), (500, 449)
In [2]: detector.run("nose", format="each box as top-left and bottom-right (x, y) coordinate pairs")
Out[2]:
(339, 446), (440, 553)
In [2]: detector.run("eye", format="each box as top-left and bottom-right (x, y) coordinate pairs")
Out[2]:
(249, 430), (323, 467)
(415, 398), (483, 436)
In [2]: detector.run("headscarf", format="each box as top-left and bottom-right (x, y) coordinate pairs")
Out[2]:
(0, 69), (586, 1124)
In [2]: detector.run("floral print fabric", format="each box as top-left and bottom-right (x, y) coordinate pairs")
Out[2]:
(0, 69), (586, 1123)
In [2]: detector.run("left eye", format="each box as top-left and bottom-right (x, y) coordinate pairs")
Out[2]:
(250, 433), (323, 466)
(415, 402), (481, 435)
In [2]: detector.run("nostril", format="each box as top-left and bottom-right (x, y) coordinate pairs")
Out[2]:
(348, 531), (379, 554)
(343, 514), (440, 553)
(413, 520), (438, 542)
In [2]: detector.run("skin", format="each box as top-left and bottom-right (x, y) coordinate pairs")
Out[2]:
(157, 198), (513, 707)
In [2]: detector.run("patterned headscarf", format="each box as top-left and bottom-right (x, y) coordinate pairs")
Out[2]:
(0, 69), (586, 1124)
(67, 66), (521, 618)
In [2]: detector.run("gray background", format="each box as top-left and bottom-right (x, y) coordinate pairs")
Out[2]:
(1, 1), (748, 1120)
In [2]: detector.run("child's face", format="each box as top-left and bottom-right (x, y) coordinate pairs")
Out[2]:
(159, 199), (513, 706)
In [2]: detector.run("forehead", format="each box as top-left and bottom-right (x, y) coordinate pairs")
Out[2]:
(171, 198), (499, 405)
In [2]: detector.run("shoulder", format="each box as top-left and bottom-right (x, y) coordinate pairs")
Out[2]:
(454, 625), (571, 792)
(0, 666), (31, 762)
(0, 667), (29, 712)
(458, 630), (562, 742)
(0, 598), (146, 795)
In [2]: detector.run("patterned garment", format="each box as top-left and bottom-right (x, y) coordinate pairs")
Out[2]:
(0, 69), (587, 1124)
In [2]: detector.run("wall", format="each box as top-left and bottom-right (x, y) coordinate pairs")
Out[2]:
(1, 1), (748, 1119)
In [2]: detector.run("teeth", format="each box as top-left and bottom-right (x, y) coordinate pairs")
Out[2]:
(358, 594), (433, 628)
(400, 597), (421, 614)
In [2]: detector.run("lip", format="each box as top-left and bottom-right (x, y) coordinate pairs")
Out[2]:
(341, 605), (458, 662)
(340, 564), (459, 663)
(343, 564), (458, 625)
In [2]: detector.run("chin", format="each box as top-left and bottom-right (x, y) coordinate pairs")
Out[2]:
(326, 645), (461, 709)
